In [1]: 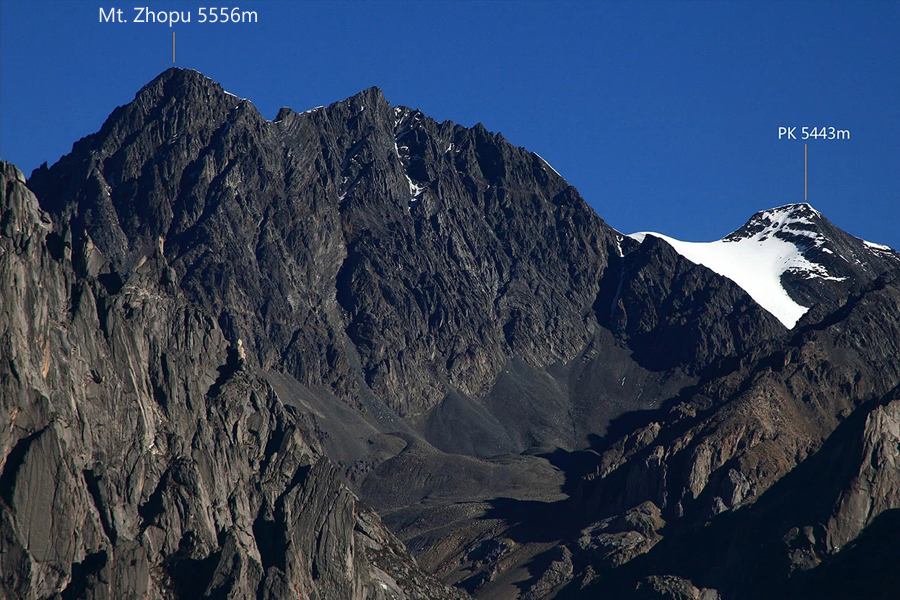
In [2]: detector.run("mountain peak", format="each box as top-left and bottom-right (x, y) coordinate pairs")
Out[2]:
(151, 66), (216, 84)
(723, 202), (824, 245)
(327, 85), (390, 116)
(134, 67), (230, 103)
(630, 203), (900, 328)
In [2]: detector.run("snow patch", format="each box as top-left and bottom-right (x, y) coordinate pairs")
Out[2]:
(864, 240), (894, 252)
(222, 89), (248, 102)
(408, 177), (426, 198)
(405, 174), (426, 212)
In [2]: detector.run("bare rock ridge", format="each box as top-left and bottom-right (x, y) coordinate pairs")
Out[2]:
(4, 67), (900, 599)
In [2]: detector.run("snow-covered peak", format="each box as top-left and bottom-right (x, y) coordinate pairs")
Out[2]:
(629, 203), (848, 329)
(723, 203), (824, 245)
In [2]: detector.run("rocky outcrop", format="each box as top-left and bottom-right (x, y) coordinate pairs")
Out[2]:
(499, 273), (900, 599)
(825, 391), (900, 544)
(0, 162), (465, 599)
(634, 575), (720, 600)
(603, 233), (787, 372)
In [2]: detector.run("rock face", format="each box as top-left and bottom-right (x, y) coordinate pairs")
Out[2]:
(5, 68), (900, 600)
(602, 234), (786, 372)
(0, 162), (465, 599)
(28, 68), (622, 418)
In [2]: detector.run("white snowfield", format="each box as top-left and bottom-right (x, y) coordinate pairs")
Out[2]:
(629, 204), (855, 329)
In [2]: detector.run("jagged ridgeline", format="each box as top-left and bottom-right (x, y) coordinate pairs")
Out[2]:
(28, 67), (624, 419)
(3, 68), (900, 599)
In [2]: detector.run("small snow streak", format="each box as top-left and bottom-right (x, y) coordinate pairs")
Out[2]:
(863, 240), (894, 253)
(405, 175), (425, 212)
(534, 152), (561, 178)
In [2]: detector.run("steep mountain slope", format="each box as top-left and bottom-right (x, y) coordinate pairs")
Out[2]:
(4, 68), (900, 600)
(0, 162), (465, 599)
(22, 69), (797, 518)
(27, 68), (800, 427)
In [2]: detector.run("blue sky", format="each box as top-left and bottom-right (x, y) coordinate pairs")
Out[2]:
(2, 1), (898, 248)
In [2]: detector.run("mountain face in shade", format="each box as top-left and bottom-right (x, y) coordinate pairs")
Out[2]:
(3, 68), (900, 600)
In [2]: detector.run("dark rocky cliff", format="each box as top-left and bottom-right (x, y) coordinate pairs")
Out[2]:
(5, 68), (900, 599)
(28, 68), (623, 418)
(1, 161), (465, 599)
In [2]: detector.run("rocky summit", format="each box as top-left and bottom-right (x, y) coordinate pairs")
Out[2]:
(3, 68), (900, 599)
